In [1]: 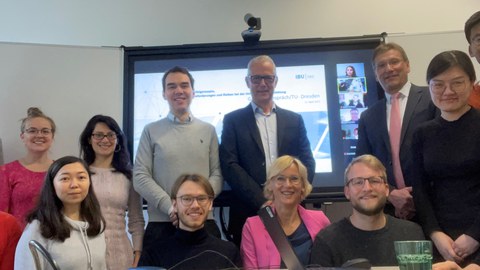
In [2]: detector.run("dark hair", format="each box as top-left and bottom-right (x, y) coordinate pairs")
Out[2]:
(171, 174), (214, 199)
(371, 42), (409, 69)
(26, 156), (105, 241)
(465, 11), (480, 44)
(162, 66), (195, 92)
(79, 115), (132, 179)
(345, 65), (357, 77)
(426, 50), (476, 83)
(20, 107), (56, 135)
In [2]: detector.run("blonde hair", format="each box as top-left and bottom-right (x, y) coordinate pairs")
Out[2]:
(20, 107), (56, 135)
(344, 154), (387, 184)
(263, 155), (312, 201)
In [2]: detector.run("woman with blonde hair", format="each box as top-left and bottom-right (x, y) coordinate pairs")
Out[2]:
(241, 155), (330, 269)
(0, 107), (56, 228)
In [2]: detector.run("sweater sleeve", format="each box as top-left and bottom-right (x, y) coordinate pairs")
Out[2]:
(0, 165), (11, 213)
(207, 127), (223, 198)
(14, 220), (48, 270)
(127, 184), (145, 252)
(133, 126), (172, 215)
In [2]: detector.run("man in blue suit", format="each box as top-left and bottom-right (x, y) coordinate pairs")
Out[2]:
(219, 55), (315, 246)
(356, 43), (437, 220)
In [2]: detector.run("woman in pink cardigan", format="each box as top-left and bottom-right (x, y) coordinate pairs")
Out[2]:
(241, 155), (331, 269)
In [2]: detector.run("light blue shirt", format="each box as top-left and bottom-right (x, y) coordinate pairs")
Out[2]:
(251, 102), (278, 175)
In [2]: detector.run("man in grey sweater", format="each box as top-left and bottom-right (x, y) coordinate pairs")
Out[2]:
(133, 66), (223, 249)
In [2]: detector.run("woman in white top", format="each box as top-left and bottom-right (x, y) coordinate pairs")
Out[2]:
(15, 156), (106, 270)
(79, 115), (144, 269)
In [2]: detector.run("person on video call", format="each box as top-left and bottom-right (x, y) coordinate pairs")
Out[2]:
(355, 42), (437, 220)
(219, 55), (315, 246)
(241, 155), (330, 269)
(465, 11), (480, 109)
(133, 66), (223, 250)
(309, 154), (425, 267)
(412, 50), (480, 267)
(138, 174), (241, 269)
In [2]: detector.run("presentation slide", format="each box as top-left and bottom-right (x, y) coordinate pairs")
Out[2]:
(134, 65), (332, 173)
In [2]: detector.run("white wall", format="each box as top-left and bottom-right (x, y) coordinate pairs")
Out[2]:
(0, 0), (478, 47)
(0, 1), (479, 163)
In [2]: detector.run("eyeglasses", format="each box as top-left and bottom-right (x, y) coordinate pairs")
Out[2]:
(248, 75), (276, 84)
(176, 195), (213, 207)
(375, 58), (403, 71)
(24, 128), (52, 136)
(346, 176), (386, 188)
(429, 79), (467, 95)
(91, 132), (117, 141)
(274, 175), (302, 185)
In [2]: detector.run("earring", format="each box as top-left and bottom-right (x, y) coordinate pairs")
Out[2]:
(114, 144), (121, 153)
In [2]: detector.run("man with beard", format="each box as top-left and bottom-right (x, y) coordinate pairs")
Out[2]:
(309, 155), (424, 267)
(138, 174), (241, 269)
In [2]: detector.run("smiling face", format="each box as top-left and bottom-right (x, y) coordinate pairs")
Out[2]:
(246, 60), (277, 108)
(429, 66), (473, 118)
(90, 122), (116, 160)
(173, 180), (212, 232)
(53, 162), (90, 210)
(344, 162), (388, 216)
(21, 117), (54, 154)
(270, 163), (304, 208)
(163, 72), (194, 120)
(374, 49), (410, 94)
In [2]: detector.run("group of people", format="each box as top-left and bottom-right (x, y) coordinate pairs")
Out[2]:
(0, 10), (479, 270)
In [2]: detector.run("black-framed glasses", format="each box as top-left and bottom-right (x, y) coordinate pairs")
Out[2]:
(91, 132), (117, 141)
(24, 128), (52, 136)
(274, 175), (302, 185)
(176, 195), (213, 207)
(429, 79), (467, 95)
(248, 75), (276, 84)
(346, 176), (386, 188)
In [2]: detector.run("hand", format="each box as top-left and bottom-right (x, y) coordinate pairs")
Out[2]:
(433, 261), (462, 270)
(388, 187), (415, 219)
(132, 251), (141, 267)
(431, 231), (463, 263)
(169, 205), (178, 227)
(453, 234), (480, 260)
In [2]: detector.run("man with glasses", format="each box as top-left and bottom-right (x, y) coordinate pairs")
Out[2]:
(220, 55), (315, 246)
(310, 154), (424, 267)
(133, 66), (223, 250)
(138, 174), (241, 269)
(356, 42), (437, 220)
(465, 11), (480, 109)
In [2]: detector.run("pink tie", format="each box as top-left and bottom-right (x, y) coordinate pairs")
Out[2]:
(389, 92), (405, 189)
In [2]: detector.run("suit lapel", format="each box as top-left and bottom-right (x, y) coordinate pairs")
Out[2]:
(276, 107), (285, 150)
(243, 105), (265, 156)
(379, 99), (391, 152)
(401, 85), (422, 144)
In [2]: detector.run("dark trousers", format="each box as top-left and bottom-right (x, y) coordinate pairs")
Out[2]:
(142, 220), (221, 250)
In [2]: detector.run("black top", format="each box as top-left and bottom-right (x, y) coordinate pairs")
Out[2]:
(412, 108), (480, 265)
(139, 227), (242, 269)
(309, 215), (425, 267)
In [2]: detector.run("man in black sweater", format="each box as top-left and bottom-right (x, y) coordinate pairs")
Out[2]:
(139, 174), (241, 269)
(310, 155), (425, 267)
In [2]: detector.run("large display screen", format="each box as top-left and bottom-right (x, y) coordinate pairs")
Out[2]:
(123, 36), (384, 199)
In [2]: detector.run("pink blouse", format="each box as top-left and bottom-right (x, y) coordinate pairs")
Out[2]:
(0, 160), (46, 228)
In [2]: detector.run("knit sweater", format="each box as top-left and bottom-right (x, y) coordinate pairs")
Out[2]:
(133, 115), (222, 222)
(412, 108), (480, 264)
(14, 217), (106, 270)
(0, 160), (46, 228)
(139, 227), (241, 269)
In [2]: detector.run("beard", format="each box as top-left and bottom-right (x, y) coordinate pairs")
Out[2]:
(351, 195), (387, 216)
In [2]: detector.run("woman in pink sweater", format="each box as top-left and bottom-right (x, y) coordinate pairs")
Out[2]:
(0, 107), (56, 228)
(79, 115), (145, 269)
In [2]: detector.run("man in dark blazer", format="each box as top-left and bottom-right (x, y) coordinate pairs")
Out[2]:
(219, 55), (315, 246)
(356, 42), (437, 220)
